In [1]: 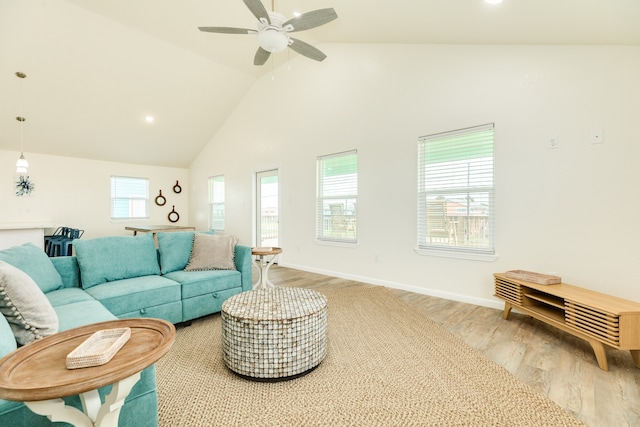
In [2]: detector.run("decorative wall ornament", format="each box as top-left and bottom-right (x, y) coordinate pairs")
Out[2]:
(168, 206), (180, 223)
(155, 190), (166, 206)
(15, 175), (35, 197)
(173, 181), (182, 194)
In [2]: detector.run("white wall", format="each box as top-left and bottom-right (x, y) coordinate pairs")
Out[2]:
(189, 44), (640, 306)
(0, 150), (189, 242)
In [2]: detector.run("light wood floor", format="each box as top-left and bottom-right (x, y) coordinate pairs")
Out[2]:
(265, 265), (640, 427)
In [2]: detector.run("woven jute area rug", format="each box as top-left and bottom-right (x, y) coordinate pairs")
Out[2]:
(156, 287), (584, 426)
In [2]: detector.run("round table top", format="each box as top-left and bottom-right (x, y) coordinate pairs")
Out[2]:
(251, 247), (283, 256)
(222, 287), (327, 321)
(0, 318), (175, 402)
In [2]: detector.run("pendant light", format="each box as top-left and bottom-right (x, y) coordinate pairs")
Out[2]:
(15, 71), (29, 174)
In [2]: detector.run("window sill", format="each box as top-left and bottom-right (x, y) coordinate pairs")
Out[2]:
(414, 247), (498, 262)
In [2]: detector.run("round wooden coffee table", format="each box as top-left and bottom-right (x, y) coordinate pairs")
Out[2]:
(0, 318), (175, 427)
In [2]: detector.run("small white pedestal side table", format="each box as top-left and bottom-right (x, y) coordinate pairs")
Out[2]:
(252, 247), (282, 289)
(0, 318), (175, 427)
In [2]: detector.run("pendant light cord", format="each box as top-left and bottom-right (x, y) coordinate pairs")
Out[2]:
(17, 72), (27, 156)
(15, 71), (29, 173)
(17, 72), (26, 156)
(18, 117), (25, 155)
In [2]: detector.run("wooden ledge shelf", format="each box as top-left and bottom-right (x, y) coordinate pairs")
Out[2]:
(494, 273), (640, 371)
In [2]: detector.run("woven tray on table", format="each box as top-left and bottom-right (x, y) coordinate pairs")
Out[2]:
(66, 327), (131, 369)
(505, 270), (561, 285)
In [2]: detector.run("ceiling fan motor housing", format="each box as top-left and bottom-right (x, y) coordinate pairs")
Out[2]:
(257, 12), (289, 52)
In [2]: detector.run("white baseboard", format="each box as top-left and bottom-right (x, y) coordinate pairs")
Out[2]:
(278, 262), (504, 310)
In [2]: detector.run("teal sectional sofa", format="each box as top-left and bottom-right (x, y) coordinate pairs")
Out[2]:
(0, 232), (252, 427)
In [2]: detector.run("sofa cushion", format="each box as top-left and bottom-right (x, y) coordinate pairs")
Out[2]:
(157, 231), (216, 274)
(84, 275), (181, 317)
(163, 269), (241, 299)
(0, 313), (17, 358)
(54, 300), (117, 331)
(0, 243), (63, 293)
(49, 256), (81, 289)
(185, 234), (238, 271)
(0, 261), (59, 345)
(46, 287), (96, 307)
(157, 231), (195, 274)
(74, 234), (160, 289)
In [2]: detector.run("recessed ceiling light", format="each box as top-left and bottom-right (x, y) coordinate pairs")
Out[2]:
(485, 0), (503, 4)
(144, 115), (154, 123)
(292, 11), (302, 17)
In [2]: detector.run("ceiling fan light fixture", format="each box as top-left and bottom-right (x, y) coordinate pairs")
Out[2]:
(199, 1), (337, 65)
(258, 29), (289, 52)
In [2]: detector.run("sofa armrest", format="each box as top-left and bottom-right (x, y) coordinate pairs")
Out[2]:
(50, 256), (81, 289)
(234, 245), (253, 292)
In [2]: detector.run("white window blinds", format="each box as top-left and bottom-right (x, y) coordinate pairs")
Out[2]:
(111, 176), (149, 219)
(208, 175), (225, 231)
(316, 151), (358, 243)
(417, 123), (494, 254)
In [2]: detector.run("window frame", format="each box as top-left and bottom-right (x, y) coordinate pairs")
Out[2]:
(208, 175), (225, 232)
(316, 150), (358, 245)
(416, 124), (497, 261)
(110, 176), (149, 220)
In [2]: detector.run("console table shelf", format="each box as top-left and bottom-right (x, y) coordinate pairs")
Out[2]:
(494, 273), (640, 371)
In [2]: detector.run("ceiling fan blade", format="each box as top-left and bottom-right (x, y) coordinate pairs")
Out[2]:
(254, 47), (271, 66)
(243, 0), (270, 24)
(198, 26), (257, 34)
(283, 8), (338, 32)
(289, 38), (327, 62)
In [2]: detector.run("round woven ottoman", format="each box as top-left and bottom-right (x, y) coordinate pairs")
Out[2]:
(221, 287), (328, 381)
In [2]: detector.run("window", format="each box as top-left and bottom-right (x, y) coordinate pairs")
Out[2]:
(257, 169), (279, 248)
(417, 124), (494, 256)
(316, 151), (358, 243)
(111, 176), (149, 219)
(208, 175), (225, 231)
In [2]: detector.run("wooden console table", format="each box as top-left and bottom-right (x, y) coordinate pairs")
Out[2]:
(125, 225), (195, 247)
(494, 273), (640, 371)
(0, 318), (175, 427)
(125, 225), (195, 236)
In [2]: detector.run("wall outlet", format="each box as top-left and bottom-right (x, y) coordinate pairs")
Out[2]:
(548, 137), (559, 149)
(591, 129), (604, 144)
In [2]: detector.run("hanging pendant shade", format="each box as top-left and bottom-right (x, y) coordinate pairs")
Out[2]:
(16, 154), (29, 174)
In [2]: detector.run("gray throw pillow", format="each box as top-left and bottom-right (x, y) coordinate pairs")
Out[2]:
(184, 234), (238, 271)
(0, 261), (59, 345)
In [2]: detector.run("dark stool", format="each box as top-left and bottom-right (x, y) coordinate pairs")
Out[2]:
(48, 228), (84, 257)
(44, 227), (64, 256)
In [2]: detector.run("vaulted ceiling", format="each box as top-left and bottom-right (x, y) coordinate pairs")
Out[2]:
(1, 0), (639, 168)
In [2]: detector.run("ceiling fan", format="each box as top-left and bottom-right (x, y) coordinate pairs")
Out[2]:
(198, 0), (338, 66)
